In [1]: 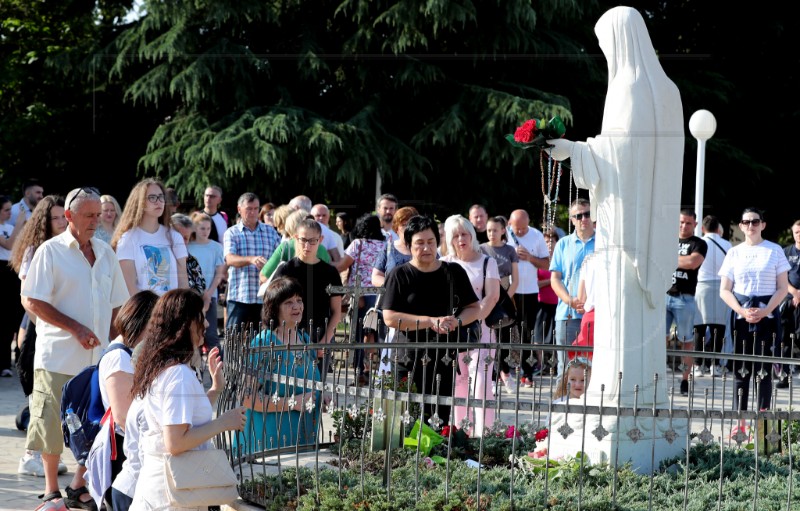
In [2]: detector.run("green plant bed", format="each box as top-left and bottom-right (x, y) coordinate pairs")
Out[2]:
(240, 442), (800, 510)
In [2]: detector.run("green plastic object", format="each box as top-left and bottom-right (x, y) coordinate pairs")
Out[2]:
(403, 420), (444, 456)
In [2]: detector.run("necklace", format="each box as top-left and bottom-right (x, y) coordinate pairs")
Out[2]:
(539, 151), (562, 232)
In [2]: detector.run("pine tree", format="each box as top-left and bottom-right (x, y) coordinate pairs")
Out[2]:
(106, 0), (600, 209)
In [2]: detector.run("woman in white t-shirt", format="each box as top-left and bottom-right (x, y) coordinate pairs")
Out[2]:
(8, 196), (69, 477)
(719, 207), (789, 417)
(442, 215), (499, 437)
(94, 290), (158, 511)
(129, 289), (245, 510)
(113, 179), (188, 296)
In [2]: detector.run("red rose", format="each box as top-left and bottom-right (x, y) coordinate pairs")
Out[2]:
(535, 428), (549, 441)
(513, 119), (537, 143)
(441, 425), (451, 437)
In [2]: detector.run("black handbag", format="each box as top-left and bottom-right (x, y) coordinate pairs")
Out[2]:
(482, 257), (517, 329)
(442, 262), (481, 343)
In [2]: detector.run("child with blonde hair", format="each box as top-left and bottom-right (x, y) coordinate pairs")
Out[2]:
(553, 358), (591, 402)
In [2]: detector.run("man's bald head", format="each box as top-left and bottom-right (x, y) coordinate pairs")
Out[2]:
(508, 209), (530, 237)
(311, 204), (330, 225)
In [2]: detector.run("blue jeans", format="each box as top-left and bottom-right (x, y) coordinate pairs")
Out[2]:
(110, 487), (133, 511)
(666, 294), (697, 343)
(555, 318), (582, 376)
(204, 297), (222, 356)
(226, 300), (263, 334)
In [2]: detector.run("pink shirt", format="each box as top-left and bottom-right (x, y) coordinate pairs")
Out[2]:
(537, 268), (558, 304)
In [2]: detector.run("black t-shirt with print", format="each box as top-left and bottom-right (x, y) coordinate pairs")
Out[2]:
(668, 236), (708, 295)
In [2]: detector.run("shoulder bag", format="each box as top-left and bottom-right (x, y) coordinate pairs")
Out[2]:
(442, 261), (481, 343)
(482, 256), (517, 329)
(163, 448), (239, 506)
(258, 241), (291, 299)
(363, 240), (393, 331)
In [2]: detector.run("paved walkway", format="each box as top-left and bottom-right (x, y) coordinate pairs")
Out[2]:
(0, 370), (78, 511)
(2, 361), (796, 511)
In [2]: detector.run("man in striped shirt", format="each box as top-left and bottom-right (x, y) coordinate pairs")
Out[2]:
(224, 193), (281, 332)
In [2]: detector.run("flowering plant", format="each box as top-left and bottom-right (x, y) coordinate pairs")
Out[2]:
(429, 421), (548, 467)
(505, 116), (566, 149)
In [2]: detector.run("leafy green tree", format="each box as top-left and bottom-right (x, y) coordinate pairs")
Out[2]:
(0, 0), (136, 196)
(106, 0), (603, 216)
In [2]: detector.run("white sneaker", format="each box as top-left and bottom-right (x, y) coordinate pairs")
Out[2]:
(18, 451), (44, 477)
(17, 452), (67, 476)
(713, 365), (724, 377)
(0, 368), (13, 377)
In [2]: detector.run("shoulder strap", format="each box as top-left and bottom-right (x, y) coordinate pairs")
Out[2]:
(441, 261), (455, 315)
(100, 343), (132, 363)
(707, 236), (727, 255)
(482, 256), (489, 299)
(507, 227), (520, 246)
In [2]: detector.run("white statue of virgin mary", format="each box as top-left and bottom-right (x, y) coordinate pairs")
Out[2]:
(548, 6), (684, 406)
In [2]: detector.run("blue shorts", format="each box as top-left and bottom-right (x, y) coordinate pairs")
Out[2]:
(666, 293), (697, 343)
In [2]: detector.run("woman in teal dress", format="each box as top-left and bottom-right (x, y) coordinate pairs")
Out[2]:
(237, 277), (321, 455)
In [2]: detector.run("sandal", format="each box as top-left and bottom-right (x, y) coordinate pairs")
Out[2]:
(35, 492), (67, 511)
(64, 485), (98, 511)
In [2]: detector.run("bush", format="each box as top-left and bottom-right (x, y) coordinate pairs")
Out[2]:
(242, 442), (800, 510)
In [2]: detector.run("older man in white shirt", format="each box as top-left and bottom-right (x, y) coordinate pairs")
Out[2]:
(21, 187), (129, 511)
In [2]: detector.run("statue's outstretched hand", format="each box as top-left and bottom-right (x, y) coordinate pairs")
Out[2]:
(546, 139), (573, 161)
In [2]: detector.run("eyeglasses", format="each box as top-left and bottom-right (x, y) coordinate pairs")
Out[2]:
(146, 194), (166, 204)
(571, 212), (591, 220)
(740, 219), (762, 226)
(65, 187), (100, 210)
(296, 237), (320, 245)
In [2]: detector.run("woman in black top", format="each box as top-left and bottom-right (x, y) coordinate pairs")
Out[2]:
(382, 215), (480, 426)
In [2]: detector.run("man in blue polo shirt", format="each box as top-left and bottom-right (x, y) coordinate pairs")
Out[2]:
(550, 198), (595, 376)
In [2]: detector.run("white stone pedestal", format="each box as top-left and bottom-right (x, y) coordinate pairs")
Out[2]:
(547, 408), (687, 472)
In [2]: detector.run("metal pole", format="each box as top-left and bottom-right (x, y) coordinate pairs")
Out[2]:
(694, 138), (707, 236)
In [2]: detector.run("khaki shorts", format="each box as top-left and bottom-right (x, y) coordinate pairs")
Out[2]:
(26, 369), (72, 455)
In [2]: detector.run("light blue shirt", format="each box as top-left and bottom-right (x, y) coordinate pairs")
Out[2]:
(549, 232), (595, 320)
(188, 240), (224, 297)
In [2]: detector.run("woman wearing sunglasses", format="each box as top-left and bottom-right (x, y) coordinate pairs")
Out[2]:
(719, 208), (789, 419)
(112, 179), (188, 297)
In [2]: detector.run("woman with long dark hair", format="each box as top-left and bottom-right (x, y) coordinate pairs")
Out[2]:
(335, 214), (386, 383)
(9, 195), (68, 478)
(93, 291), (158, 511)
(130, 289), (245, 510)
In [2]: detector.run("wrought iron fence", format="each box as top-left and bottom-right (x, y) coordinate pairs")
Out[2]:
(214, 322), (800, 510)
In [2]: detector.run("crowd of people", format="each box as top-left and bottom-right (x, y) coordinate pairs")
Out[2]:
(2, 177), (799, 510)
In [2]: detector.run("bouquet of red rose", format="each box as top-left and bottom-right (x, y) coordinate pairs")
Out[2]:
(505, 116), (566, 149)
